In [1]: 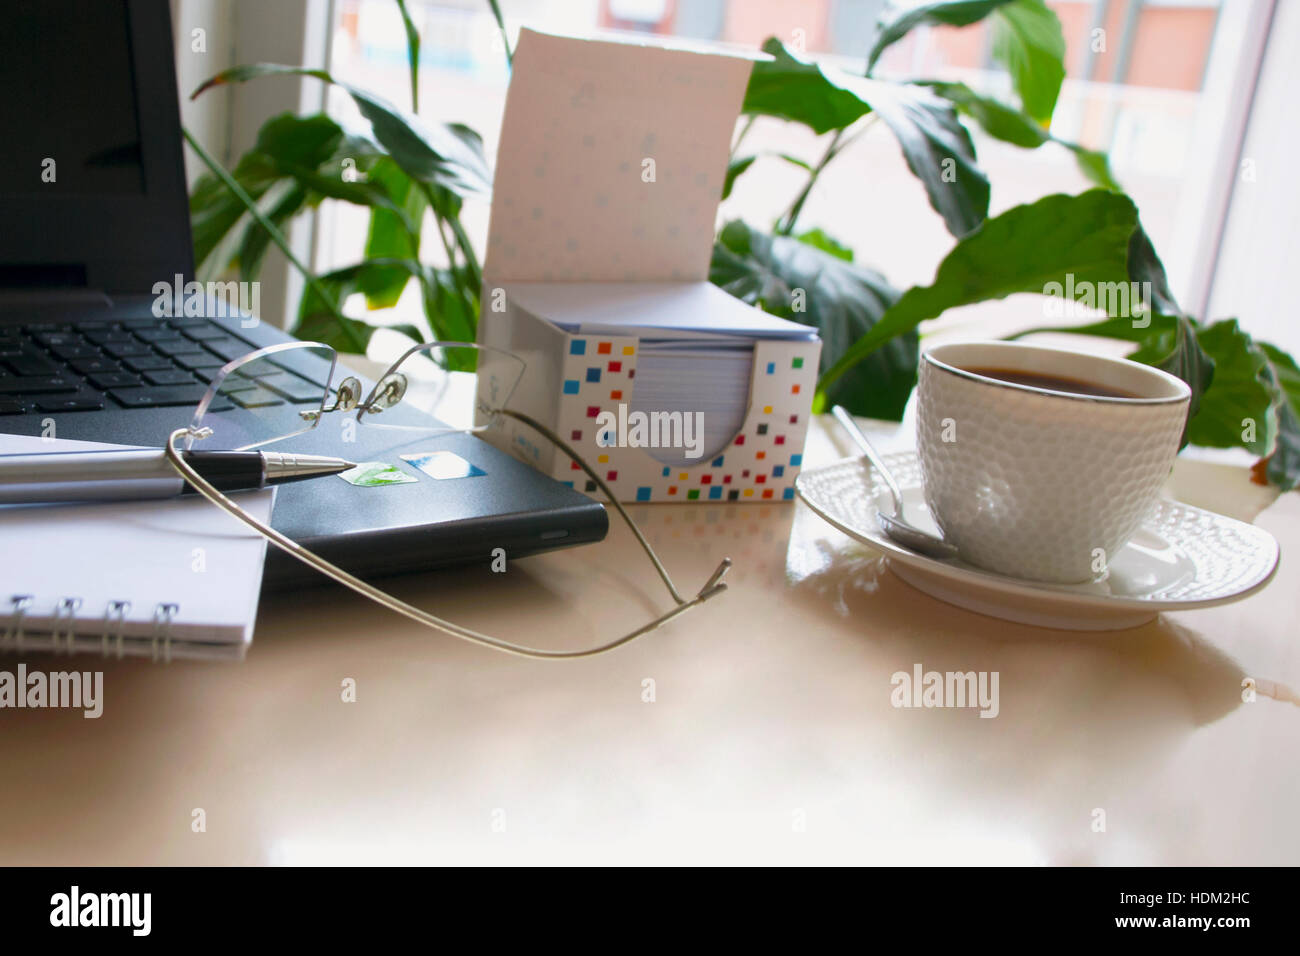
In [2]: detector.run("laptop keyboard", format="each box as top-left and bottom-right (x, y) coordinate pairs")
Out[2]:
(0, 317), (319, 415)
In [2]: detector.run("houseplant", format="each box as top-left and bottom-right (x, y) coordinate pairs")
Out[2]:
(188, 0), (1300, 489)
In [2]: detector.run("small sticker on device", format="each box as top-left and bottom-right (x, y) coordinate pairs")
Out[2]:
(338, 461), (418, 487)
(401, 451), (487, 480)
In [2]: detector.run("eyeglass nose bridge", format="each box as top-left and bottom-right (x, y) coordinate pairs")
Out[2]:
(299, 375), (364, 423)
(359, 371), (409, 416)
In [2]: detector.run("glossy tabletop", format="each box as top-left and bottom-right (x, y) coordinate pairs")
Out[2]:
(1, 412), (1296, 865)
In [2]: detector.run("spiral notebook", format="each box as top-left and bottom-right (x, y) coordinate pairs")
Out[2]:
(0, 434), (273, 662)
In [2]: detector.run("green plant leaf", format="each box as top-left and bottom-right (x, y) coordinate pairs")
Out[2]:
(857, 79), (989, 237)
(361, 158), (426, 309)
(189, 158), (277, 275)
(394, 0), (421, 112)
(251, 111), (349, 167)
(1168, 321), (1271, 453)
(920, 80), (1048, 147)
(867, 0), (1066, 124)
(184, 126), (368, 353)
(279, 159), (411, 221)
(193, 64), (491, 195)
(1266, 401), (1300, 490)
(1028, 313), (1278, 457)
(743, 39), (873, 134)
(485, 0), (513, 65)
(1258, 343), (1300, 489)
(293, 312), (380, 354)
(293, 259), (432, 351)
(1066, 144), (1121, 192)
(744, 40), (988, 236)
(820, 190), (1143, 393)
(1125, 223), (1180, 316)
(923, 81), (1122, 191)
(722, 155), (756, 200)
(189, 113), (388, 278)
(796, 227), (854, 261)
(867, 0), (1015, 74)
(990, 0), (1066, 124)
(190, 115), (338, 272)
(421, 267), (479, 344)
(237, 181), (309, 282)
(711, 220), (916, 420)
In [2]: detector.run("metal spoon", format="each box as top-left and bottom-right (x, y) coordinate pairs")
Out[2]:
(830, 405), (959, 560)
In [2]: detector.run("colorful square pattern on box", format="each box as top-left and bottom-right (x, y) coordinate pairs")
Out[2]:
(546, 335), (820, 503)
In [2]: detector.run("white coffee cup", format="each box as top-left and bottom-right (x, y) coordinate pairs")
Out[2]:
(915, 341), (1191, 584)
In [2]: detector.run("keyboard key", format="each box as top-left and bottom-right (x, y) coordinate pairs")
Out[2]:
(108, 385), (211, 408)
(4, 355), (62, 376)
(0, 375), (80, 394)
(103, 340), (154, 358)
(181, 324), (231, 340)
(231, 387), (284, 409)
(213, 375), (256, 392)
(83, 328), (135, 345)
(123, 354), (177, 372)
(87, 371), (141, 390)
(153, 337), (206, 356)
(198, 336), (255, 362)
(175, 352), (228, 371)
(36, 394), (106, 413)
(0, 400), (28, 415)
(133, 328), (185, 344)
(257, 371), (323, 403)
(70, 356), (122, 375)
(142, 369), (197, 386)
(50, 343), (101, 360)
(121, 317), (166, 329)
(31, 331), (84, 348)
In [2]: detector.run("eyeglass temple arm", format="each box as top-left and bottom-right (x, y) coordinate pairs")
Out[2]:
(496, 408), (730, 606)
(164, 428), (728, 660)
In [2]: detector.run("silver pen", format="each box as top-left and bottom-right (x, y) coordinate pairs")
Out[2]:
(0, 448), (357, 504)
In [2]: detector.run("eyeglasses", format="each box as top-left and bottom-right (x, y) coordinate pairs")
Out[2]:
(162, 340), (731, 659)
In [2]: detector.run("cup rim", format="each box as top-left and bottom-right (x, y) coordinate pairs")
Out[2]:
(922, 340), (1192, 406)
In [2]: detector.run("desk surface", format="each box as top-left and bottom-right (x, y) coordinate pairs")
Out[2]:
(1, 414), (1296, 865)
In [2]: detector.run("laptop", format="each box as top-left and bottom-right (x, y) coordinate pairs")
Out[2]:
(0, 0), (608, 587)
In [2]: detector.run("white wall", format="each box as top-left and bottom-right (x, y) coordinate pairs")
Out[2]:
(172, 0), (236, 182)
(170, 0), (333, 328)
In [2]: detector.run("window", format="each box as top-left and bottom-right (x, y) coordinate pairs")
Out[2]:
(314, 0), (1265, 354)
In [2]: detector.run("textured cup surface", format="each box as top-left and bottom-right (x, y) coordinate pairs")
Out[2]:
(916, 342), (1191, 584)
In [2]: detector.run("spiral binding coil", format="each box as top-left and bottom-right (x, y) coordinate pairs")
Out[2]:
(151, 603), (178, 664)
(2, 595), (180, 661)
(102, 600), (131, 660)
(4, 595), (32, 651)
(52, 597), (82, 655)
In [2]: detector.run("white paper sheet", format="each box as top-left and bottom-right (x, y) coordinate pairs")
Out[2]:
(0, 435), (272, 661)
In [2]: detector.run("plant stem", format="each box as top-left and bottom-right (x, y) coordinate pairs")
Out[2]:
(182, 126), (367, 354)
(775, 130), (841, 236)
(774, 116), (878, 236)
(394, 0), (421, 113)
(486, 0), (513, 66)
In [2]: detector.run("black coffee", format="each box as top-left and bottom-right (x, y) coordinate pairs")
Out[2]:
(964, 366), (1139, 399)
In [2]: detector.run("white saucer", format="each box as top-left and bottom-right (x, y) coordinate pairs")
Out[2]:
(795, 453), (1280, 631)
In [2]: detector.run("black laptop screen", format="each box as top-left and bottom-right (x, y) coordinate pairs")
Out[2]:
(0, 0), (143, 195)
